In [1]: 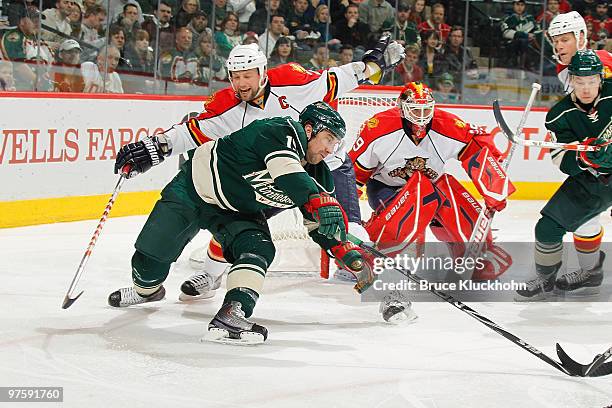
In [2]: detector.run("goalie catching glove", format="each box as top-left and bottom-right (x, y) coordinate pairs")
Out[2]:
(303, 193), (348, 241)
(115, 136), (170, 178)
(578, 137), (612, 171)
(330, 242), (376, 294)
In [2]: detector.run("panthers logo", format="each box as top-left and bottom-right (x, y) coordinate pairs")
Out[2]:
(290, 63), (307, 74)
(604, 65), (612, 79)
(367, 117), (379, 129)
(388, 157), (438, 180)
(454, 119), (466, 128)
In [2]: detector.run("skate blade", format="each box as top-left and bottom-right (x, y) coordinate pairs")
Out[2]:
(333, 269), (357, 283)
(513, 291), (555, 302)
(178, 291), (216, 302)
(201, 328), (265, 345)
(385, 310), (418, 325)
(554, 286), (601, 298)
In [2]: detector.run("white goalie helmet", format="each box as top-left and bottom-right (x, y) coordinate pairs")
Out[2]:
(398, 82), (435, 127)
(226, 44), (268, 90)
(548, 11), (588, 57)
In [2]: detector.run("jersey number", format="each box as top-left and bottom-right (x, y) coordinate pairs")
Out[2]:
(353, 136), (364, 151)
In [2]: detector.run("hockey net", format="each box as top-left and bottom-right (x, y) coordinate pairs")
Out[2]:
(268, 88), (399, 276)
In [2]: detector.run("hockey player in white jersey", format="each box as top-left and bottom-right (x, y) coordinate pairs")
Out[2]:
(546, 11), (612, 284)
(348, 82), (516, 320)
(114, 37), (405, 299)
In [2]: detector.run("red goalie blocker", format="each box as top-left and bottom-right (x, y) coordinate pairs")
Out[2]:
(462, 147), (516, 211)
(364, 171), (442, 254)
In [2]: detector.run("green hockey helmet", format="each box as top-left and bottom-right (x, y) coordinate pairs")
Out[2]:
(299, 102), (346, 140)
(568, 49), (604, 77)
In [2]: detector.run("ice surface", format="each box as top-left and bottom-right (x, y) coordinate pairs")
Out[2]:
(1, 201), (611, 408)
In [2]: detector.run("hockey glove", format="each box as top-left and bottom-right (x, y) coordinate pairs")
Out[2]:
(330, 242), (377, 293)
(304, 194), (348, 241)
(579, 137), (612, 169)
(362, 34), (405, 77)
(115, 136), (168, 179)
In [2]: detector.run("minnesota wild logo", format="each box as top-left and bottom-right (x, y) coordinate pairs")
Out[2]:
(243, 170), (295, 208)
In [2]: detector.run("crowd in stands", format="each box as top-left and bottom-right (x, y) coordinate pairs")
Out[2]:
(0, 0), (610, 102)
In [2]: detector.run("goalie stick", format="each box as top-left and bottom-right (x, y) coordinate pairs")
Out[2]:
(462, 83), (542, 278)
(61, 166), (130, 309)
(493, 101), (611, 151)
(350, 233), (612, 377)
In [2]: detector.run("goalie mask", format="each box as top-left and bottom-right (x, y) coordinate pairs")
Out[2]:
(398, 82), (435, 128)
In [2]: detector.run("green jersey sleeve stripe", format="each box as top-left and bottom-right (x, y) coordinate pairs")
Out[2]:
(267, 156), (306, 180)
(265, 150), (300, 163)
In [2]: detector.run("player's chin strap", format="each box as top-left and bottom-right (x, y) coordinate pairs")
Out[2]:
(347, 232), (612, 377)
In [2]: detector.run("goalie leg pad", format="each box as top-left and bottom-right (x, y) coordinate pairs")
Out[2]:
(364, 172), (441, 254)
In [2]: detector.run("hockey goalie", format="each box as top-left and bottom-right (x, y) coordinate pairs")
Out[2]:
(349, 82), (516, 284)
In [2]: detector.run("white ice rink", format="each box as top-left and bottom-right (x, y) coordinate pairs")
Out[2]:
(1, 201), (612, 408)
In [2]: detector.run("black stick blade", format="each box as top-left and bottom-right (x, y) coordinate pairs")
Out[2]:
(556, 343), (585, 376)
(492, 100), (517, 143)
(61, 291), (84, 309)
(588, 361), (612, 377)
(556, 343), (612, 377)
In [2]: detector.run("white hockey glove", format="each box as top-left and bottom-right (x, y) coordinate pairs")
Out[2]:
(362, 34), (405, 78)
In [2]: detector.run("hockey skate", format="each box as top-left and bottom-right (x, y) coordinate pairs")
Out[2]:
(514, 263), (561, 301)
(555, 252), (605, 297)
(203, 301), (268, 345)
(108, 286), (166, 307)
(379, 290), (418, 324)
(179, 271), (223, 301)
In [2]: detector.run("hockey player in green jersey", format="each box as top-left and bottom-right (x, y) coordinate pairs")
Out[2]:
(108, 102), (372, 344)
(517, 50), (612, 300)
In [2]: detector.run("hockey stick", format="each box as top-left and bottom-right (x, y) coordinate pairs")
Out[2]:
(350, 233), (612, 377)
(493, 101), (611, 152)
(61, 166), (130, 309)
(463, 83), (542, 275)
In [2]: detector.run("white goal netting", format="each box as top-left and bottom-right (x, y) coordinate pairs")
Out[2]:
(268, 88), (399, 274)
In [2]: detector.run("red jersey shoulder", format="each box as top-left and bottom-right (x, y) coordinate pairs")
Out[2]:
(430, 108), (471, 143)
(596, 50), (612, 79)
(268, 63), (322, 87)
(194, 87), (240, 121)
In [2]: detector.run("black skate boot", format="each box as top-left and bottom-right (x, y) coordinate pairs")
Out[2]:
(108, 286), (166, 307)
(203, 301), (268, 345)
(556, 252), (605, 296)
(379, 290), (418, 324)
(179, 272), (223, 301)
(514, 263), (561, 301)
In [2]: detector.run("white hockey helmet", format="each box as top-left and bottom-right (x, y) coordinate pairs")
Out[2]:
(548, 11), (587, 58)
(226, 44), (268, 90)
(398, 82), (435, 127)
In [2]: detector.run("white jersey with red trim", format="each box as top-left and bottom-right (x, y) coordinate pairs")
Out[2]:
(556, 49), (612, 93)
(162, 62), (361, 155)
(349, 107), (490, 188)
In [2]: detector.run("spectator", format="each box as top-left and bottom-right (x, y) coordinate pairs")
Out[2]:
(500, 0), (541, 70)
(391, 4), (420, 47)
(392, 43), (423, 85)
(462, 72), (498, 105)
(0, 60), (17, 91)
(81, 45), (124, 92)
(437, 26), (477, 87)
(52, 38), (85, 92)
(116, 3), (140, 42)
(187, 10), (212, 48)
(214, 12), (243, 58)
(229, 0), (256, 32)
(358, 0), (394, 46)
(68, 1), (83, 38)
(418, 30), (443, 85)
(41, 0), (74, 46)
(248, 0), (282, 34)
(80, 4), (106, 50)
(408, 0), (427, 25)
(204, 0), (230, 31)
(286, 0), (315, 40)
(175, 0), (199, 28)
(141, 1), (175, 52)
(268, 35), (296, 66)
(333, 4), (368, 59)
(195, 32), (227, 84)
(337, 44), (353, 65)
(330, 0), (350, 23)
(313, 4), (336, 46)
(242, 30), (260, 45)
(573, 0), (598, 18)
(585, 0), (611, 42)
(260, 14), (287, 57)
(123, 29), (154, 74)
(536, 0), (560, 27)
(417, 3), (451, 44)
(108, 25), (128, 68)
(435, 72), (460, 103)
(159, 27), (198, 81)
(107, 0), (144, 25)
(303, 43), (330, 69)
